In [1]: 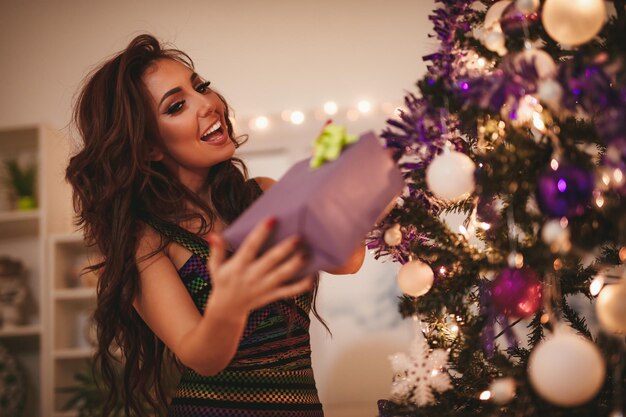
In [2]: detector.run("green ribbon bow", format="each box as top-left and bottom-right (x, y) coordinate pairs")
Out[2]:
(310, 124), (358, 169)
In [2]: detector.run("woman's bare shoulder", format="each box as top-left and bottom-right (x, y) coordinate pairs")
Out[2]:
(135, 222), (168, 271)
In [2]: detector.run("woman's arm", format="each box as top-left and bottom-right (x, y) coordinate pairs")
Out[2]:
(133, 220), (312, 376)
(254, 176), (366, 275)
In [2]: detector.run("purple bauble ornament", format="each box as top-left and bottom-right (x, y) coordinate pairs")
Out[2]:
(536, 165), (594, 218)
(500, 1), (540, 36)
(491, 267), (542, 318)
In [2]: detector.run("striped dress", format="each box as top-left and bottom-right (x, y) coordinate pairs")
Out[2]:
(150, 182), (324, 417)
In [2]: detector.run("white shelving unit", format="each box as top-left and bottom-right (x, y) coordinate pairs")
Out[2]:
(0, 124), (73, 417)
(0, 126), (44, 417)
(48, 233), (99, 416)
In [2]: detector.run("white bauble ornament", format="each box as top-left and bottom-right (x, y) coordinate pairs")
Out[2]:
(397, 260), (434, 297)
(538, 79), (564, 110)
(489, 377), (516, 404)
(541, 219), (571, 252)
(528, 326), (606, 407)
(484, 30), (506, 54)
(515, 49), (557, 80)
(384, 223), (403, 246)
(426, 149), (476, 201)
(596, 281), (626, 334)
(542, 0), (606, 47)
(484, 1), (512, 30)
(515, 0), (539, 14)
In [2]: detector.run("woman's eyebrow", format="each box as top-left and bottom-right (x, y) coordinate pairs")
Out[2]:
(158, 72), (199, 107)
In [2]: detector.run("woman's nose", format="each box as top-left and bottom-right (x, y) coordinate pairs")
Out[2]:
(197, 95), (216, 118)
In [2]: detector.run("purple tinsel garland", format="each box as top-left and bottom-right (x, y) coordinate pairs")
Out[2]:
(458, 53), (542, 118)
(369, 0), (478, 261)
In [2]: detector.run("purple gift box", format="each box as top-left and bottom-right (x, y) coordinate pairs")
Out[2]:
(223, 131), (405, 275)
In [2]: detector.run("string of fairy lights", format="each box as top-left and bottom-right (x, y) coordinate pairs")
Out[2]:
(232, 100), (404, 132)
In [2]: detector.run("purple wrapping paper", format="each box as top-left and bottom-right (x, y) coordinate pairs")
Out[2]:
(223, 131), (405, 275)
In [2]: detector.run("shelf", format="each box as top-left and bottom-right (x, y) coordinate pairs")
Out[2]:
(0, 324), (41, 338)
(1, 124), (73, 417)
(54, 347), (94, 360)
(0, 209), (39, 222)
(49, 233), (84, 244)
(0, 209), (40, 237)
(54, 287), (97, 300)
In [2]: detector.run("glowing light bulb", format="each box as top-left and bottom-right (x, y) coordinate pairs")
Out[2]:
(323, 101), (338, 115)
(550, 159), (559, 171)
(290, 110), (305, 125)
(595, 195), (605, 208)
(480, 390), (492, 401)
(532, 113), (546, 131)
(590, 275), (604, 296)
(357, 100), (372, 113)
(251, 116), (269, 130)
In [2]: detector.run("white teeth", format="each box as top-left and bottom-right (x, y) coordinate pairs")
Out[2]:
(201, 121), (222, 139)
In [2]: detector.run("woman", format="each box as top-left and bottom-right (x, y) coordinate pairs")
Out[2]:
(66, 33), (364, 417)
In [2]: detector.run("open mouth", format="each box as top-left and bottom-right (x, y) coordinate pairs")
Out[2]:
(200, 120), (224, 142)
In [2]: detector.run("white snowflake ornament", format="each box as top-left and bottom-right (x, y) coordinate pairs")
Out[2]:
(388, 328), (453, 407)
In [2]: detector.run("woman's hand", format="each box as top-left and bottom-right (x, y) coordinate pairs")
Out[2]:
(206, 217), (314, 316)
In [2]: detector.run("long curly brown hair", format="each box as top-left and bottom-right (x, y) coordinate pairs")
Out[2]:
(65, 34), (302, 417)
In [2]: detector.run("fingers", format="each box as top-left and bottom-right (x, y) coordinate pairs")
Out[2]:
(206, 219), (313, 311)
(264, 250), (309, 288)
(250, 235), (303, 276)
(235, 217), (277, 264)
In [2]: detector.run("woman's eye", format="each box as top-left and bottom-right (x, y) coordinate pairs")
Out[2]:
(166, 101), (185, 115)
(195, 81), (211, 94)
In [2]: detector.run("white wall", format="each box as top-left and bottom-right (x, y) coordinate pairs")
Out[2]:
(0, 0), (435, 129)
(1, 1), (435, 415)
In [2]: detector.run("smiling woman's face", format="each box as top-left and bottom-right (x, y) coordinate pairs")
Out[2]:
(142, 58), (235, 190)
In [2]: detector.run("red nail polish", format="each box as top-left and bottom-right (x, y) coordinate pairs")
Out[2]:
(267, 217), (277, 228)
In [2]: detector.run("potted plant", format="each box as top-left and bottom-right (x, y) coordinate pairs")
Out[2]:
(58, 360), (127, 417)
(58, 358), (180, 417)
(3, 158), (37, 210)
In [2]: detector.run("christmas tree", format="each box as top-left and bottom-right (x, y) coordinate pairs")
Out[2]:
(369, 1), (626, 416)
